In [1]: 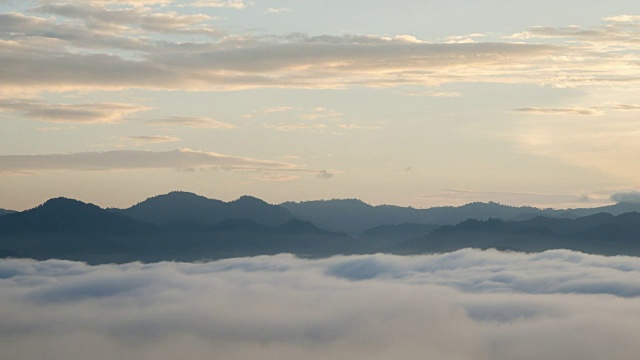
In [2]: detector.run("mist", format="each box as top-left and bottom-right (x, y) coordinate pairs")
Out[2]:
(2, 249), (640, 360)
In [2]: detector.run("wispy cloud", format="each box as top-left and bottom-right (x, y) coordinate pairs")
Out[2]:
(2, 12), (640, 93)
(0, 148), (303, 174)
(265, 8), (292, 14)
(121, 135), (181, 145)
(32, 3), (221, 36)
(186, 0), (246, 9)
(513, 107), (603, 116)
(317, 169), (335, 179)
(614, 104), (640, 111)
(0, 99), (149, 124)
(402, 90), (462, 97)
(262, 123), (328, 132)
(263, 106), (295, 114)
(422, 189), (600, 206)
(149, 116), (235, 129)
(299, 107), (344, 121)
(445, 33), (485, 44)
(611, 191), (640, 204)
(336, 123), (381, 130)
(255, 174), (299, 182)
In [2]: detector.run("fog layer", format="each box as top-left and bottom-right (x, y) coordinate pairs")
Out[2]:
(1, 249), (640, 360)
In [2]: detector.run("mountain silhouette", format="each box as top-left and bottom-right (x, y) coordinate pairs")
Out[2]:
(0, 249), (24, 258)
(117, 191), (294, 227)
(0, 196), (349, 263)
(0, 209), (14, 217)
(392, 212), (640, 256)
(281, 199), (640, 235)
(2, 193), (640, 263)
(281, 200), (555, 235)
(0, 197), (153, 234)
(355, 223), (439, 252)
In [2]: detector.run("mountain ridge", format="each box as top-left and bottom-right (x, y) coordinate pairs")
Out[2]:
(2, 192), (640, 263)
(115, 191), (295, 227)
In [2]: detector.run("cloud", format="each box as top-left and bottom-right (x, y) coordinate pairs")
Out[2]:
(610, 191), (640, 204)
(262, 123), (328, 132)
(299, 107), (344, 121)
(121, 136), (181, 145)
(336, 123), (381, 130)
(507, 16), (640, 46)
(78, 0), (174, 5)
(0, 25), (567, 92)
(265, 8), (292, 14)
(148, 116), (235, 129)
(614, 104), (640, 111)
(186, 0), (246, 9)
(0, 148), (304, 174)
(36, 126), (77, 132)
(2, 11), (640, 93)
(402, 90), (462, 97)
(0, 99), (149, 124)
(32, 3), (221, 36)
(263, 106), (294, 114)
(0, 12), (155, 51)
(1, 250), (640, 360)
(446, 33), (485, 44)
(513, 107), (602, 116)
(255, 174), (299, 182)
(317, 170), (334, 179)
(604, 15), (640, 23)
(422, 189), (601, 206)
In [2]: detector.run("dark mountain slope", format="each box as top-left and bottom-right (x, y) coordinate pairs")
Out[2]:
(0, 209), (14, 217)
(227, 196), (295, 227)
(0, 197), (154, 234)
(118, 192), (294, 227)
(0, 197), (350, 263)
(392, 212), (640, 256)
(355, 223), (439, 252)
(281, 200), (553, 235)
(281, 198), (640, 236)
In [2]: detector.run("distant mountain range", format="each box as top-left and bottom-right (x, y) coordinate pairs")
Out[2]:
(280, 198), (640, 235)
(0, 197), (350, 263)
(113, 191), (294, 227)
(1, 192), (640, 263)
(393, 212), (640, 256)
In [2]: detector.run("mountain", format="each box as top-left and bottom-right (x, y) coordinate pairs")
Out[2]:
(117, 192), (294, 227)
(281, 200), (560, 235)
(0, 249), (25, 259)
(0, 198), (157, 263)
(3, 193), (640, 264)
(568, 202), (640, 217)
(392, 212), (640, 256)
(227, 196), (295, 227)
(0, 197), (153, 234)
(0, 209), (14, 217)
(281, 199), (640, 236)
(280, 199), (422, 236)
(0, 197), (350, 263)
(355, 223), (439, 252)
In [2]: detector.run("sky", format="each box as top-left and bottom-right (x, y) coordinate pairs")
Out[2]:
(3, 249), (640, 359)
(1, 0), (640, 210)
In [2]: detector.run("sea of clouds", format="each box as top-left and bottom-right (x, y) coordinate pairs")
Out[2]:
(2, 249), (640, 360)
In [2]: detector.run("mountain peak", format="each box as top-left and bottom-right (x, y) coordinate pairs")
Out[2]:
(136, 191), (213, 205)
(232, 195), (268, 206)
(38, 197), (101, 213)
